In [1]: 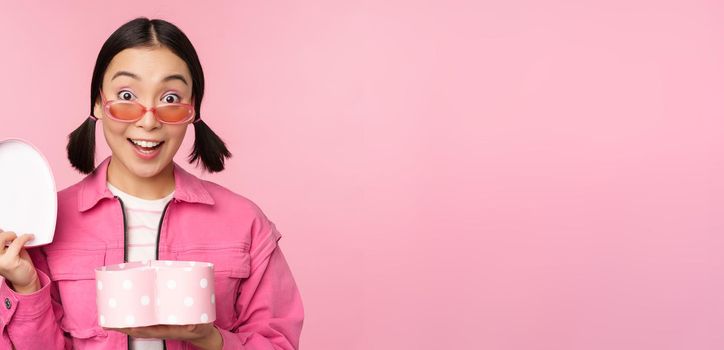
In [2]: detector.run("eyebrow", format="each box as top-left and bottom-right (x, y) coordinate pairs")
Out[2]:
(111, 70), (189, 86)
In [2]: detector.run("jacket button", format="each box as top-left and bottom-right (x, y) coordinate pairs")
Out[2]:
(4, 298), (10, 309)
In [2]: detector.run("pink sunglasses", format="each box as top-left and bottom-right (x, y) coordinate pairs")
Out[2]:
(99, 90), (196, 125)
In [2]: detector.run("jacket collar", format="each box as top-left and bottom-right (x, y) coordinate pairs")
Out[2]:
(78, 156), (215, 212)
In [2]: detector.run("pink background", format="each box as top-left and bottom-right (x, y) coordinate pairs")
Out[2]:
(1, 1), (723, 349)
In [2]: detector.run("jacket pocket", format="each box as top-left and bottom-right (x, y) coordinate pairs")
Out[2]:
(44, 248), (108, 339)
(175, 247), (250, 328)
(174, 247), (251, 278)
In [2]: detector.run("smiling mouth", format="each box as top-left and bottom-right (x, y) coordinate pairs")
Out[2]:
(127, 138), (165, 153)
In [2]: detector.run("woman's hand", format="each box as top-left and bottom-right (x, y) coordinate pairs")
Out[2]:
(105, 323), (223, 350)
(0, 230), (39, 294)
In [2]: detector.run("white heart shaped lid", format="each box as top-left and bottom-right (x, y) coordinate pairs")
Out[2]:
(0, 139), (57, 247)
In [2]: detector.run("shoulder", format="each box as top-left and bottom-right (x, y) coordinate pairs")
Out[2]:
(185, 178), (283, 265)
(197, 179), (281, 246)
(57, 180), (83, 200)
(199, 179), (271, 220)
(56, 178), (85, 213)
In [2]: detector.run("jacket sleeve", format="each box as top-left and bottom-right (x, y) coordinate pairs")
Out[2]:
(215, 215), (304, 349)
(0, 247), (70, 349)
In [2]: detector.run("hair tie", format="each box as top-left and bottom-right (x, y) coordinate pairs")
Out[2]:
(193, 117), (202, 124)
(89, 114), (98, 121)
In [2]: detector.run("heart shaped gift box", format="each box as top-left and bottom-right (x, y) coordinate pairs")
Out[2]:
(95, 260), (217, 328)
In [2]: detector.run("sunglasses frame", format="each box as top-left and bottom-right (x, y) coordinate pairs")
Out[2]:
(99, 89), (195, 125)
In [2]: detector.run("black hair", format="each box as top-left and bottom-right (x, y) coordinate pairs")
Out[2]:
(67, 17), (231, 174)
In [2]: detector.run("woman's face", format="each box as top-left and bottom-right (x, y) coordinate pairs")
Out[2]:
(94, 46), (194, 179)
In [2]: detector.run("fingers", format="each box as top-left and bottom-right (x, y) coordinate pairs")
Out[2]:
(5, 234), (34, 258)
(0, 231), (18, 253)
(106, 326), (159, 339)
(103, 324), (197, 340)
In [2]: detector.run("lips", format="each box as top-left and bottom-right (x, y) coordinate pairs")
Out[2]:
(127, 138), (164, 159)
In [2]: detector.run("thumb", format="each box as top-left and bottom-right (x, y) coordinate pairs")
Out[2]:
(5, 234), (34, 258)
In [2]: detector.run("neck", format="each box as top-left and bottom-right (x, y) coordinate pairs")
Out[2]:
(106, 158), (175, 200)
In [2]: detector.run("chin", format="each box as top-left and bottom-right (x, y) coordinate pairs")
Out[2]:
(118, 153), (172, 179)
(135, 160), (172, 178)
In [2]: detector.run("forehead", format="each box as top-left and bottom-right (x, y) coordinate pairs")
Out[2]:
(104, 47), (192, 87)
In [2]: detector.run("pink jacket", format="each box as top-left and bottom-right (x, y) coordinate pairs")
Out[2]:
(0, 157), (304, 349)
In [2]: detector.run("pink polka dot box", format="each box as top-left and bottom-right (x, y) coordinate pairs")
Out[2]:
(95, 260), (217, 327)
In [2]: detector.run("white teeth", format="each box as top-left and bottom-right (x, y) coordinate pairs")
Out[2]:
(130, 139), (161, 148)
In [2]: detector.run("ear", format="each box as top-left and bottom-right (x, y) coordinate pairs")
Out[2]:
(93, 97), (103, 120)
(190, 97), (197, 120)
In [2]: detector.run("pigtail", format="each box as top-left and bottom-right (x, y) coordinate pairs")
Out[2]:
(67, 116), (97, 174)
(188, 117), (232, 173)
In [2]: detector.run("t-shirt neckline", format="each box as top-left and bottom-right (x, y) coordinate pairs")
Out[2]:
(106, 182), (175, 204)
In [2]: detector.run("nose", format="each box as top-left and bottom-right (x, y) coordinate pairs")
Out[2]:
(136, 106), (161, 130)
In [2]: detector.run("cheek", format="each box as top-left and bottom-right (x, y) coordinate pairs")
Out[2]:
(164, 127), (188, 147)
(104, 120), (128, 136)
(101, 122), (130, 148)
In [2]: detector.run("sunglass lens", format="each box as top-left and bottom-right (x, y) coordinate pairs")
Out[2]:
(157, 105), (192, 123)
(108, 102), (144, 121)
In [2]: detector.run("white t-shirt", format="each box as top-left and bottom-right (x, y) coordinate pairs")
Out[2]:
(107, 182), (174, 350)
